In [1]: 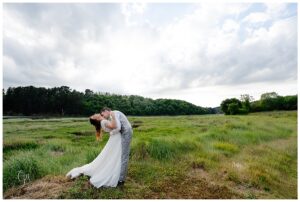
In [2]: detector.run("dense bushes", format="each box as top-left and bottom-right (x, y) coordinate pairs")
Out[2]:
(251, 92), (297, 112)
(3, 86), (215, 116)
(221, 98), (242, 115)
(221, 92), (297, 115)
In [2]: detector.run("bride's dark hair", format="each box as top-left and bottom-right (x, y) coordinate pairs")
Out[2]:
(89, 117), (101, 133)
(90, 117), (103, 140)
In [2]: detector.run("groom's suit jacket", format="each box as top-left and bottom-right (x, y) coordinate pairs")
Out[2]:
(113, 110), (132, 134)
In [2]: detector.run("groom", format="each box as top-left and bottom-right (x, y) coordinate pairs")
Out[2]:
(100, 107), (133, 186)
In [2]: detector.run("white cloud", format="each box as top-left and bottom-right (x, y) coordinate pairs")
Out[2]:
(265, 3), (288, 18)
(3, 3), (297, 107)
(121, 3), (147, 26)
(242, 12), (270, 23)
(222, 19), (240, 32)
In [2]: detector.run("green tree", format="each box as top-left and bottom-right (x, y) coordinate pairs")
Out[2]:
(261, 92), (278, 100)
(228, 103), (240, 115)
(3, 85), (214, 116)
(260, 92), (279, 111)
(283, 95), (297, 110)
(221, 98), (242, 115)
(240, 94), (254, 112)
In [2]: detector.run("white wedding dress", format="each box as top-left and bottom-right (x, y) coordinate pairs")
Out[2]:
(66, 119), (122, 188)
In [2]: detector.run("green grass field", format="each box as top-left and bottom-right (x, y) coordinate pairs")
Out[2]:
(2, 111), (298, 199)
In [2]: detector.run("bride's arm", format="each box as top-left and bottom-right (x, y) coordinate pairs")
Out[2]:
(105, 112), (121, 131)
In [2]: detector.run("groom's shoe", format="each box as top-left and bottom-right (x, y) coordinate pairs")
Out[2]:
(117, 181), (125, 187)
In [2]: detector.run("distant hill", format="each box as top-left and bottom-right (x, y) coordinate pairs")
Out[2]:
(212, 106), (223, 114)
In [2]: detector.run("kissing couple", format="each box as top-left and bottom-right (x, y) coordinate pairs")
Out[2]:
(66, 107), (133, 188)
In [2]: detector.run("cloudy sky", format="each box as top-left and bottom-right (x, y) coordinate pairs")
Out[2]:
(3, 3), (298, 107)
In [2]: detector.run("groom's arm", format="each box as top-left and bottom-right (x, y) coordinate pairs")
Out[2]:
(105, 111), (121, 130)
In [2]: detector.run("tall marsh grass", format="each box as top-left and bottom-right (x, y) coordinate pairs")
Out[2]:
(2, 111), (297, 198)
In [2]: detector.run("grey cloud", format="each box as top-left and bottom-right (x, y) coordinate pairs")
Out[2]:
(155, 16), (297, 91)
(3, 3), (297, 98)
(3, 3), (124, 89)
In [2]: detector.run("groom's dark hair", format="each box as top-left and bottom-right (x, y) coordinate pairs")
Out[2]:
(100, 107), (111, 112)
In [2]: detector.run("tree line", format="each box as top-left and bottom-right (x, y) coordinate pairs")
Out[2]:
(3, 86), (216, 116)
(221, 92), (297, 115)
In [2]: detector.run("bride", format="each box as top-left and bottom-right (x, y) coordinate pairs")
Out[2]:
(65, 114), (122, 188)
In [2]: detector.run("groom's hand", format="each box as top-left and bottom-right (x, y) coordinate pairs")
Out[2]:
(105, 112), (117, 130)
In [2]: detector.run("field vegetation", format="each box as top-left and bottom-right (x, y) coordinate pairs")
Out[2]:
(3, 111), (297, 199)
